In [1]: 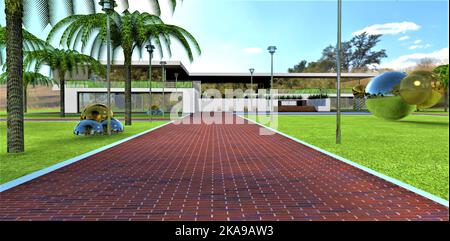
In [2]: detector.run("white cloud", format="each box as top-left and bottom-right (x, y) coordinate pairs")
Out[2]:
(398, 36), (410, 41)
(353, 21), (421, 36)
(242, 47), (263, 54)
(409, 42), (431, 50)
(375, 47), (449, 70)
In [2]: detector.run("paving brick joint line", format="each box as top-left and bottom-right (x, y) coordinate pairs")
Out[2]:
(0, 114), (448, 221)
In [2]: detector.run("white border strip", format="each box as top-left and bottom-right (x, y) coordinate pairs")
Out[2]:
(239, 114), (449, 207)
(0, 121), (174, 193)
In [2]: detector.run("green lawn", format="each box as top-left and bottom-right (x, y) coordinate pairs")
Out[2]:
(65, 80), (193, 88)
(0, 112), (174, 119)
(0, 121), (167, 184)
(414, 108), (449, 115)
(249, 114), (449, 200)
(283, 88), (354, 94)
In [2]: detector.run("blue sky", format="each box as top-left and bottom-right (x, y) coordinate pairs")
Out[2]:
(1, 0), (449, 73)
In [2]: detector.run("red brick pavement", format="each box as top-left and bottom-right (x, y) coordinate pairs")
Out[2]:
(0, 114), (448, 221)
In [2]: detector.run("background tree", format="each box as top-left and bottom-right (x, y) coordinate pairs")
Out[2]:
(414, 58), (436, 71)
(349, 32), (386, 71)
(24, 48), (103, 117)
(48, 10), (200, 125)
(288, 32), (387, 73)
(0, 70), (54, 112)
(288, 60), (307, 73)
(433, 64), (449, 112)
(1, 26), (50, 113)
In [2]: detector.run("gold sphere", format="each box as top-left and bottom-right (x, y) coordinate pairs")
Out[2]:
(80, 103), (114, 122)
(399, 71), (432, 105)
(352, 84), (365, 98)
(417, 74), (445, 109)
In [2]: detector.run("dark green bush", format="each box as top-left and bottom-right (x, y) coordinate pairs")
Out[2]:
(308, 94), (328, 99)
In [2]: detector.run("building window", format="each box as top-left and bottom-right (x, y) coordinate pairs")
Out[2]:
(78, 92), (183, 113)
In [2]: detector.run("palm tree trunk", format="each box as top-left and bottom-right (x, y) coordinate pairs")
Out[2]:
(6, 0), (24, 153)
(124, 50), (132, 126)
(59, 73), (66, 117)
(23, 85), (28, 113)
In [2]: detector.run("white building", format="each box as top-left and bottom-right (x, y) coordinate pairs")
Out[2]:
(61, 61), (376, 114)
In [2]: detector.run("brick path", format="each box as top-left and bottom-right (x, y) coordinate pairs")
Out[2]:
(0, 114), (448, 221)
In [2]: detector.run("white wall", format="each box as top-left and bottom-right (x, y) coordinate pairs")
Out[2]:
(200, 98), (278, 112)
(199, 97), (332, 112)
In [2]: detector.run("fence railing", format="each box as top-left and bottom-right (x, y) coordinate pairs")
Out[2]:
(65, 80), (193, 89)
(282, 88), (354, 94)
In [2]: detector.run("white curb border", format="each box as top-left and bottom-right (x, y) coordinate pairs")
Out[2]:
(238, 114), (449, 207)
(0, 121), (174, 193)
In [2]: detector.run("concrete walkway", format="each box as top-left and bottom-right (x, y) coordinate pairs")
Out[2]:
(0, 114), (448, 221)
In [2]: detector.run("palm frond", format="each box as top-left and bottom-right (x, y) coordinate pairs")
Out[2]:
(0, 70), (54, 87)
(0, 27), (49, 65)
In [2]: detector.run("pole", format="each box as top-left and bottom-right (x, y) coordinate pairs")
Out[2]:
(251, 72), (253, 112)
(270, 53), (274, 120)
(249, 68), (254, 112)
(162, 63), (166, 115)
(106, 12), (112, 135)
(336, 0), (342, 144)
(149, 49), (153, 121)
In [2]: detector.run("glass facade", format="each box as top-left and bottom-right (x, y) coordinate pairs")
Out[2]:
(78, 92), (183, 113)
(330, 97), (367, 111)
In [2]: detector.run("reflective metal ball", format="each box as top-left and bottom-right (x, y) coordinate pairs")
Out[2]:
(399, 71), (432, 105)
(365, 72), (416, 120)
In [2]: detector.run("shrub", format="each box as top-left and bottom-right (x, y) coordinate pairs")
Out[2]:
(308, 94), (328, 99)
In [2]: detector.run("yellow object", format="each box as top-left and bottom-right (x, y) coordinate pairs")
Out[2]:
(80, 103), (114, 122)
(417, 77), (445, 109)
(400, 71), (433, 105)
(352, 84), (365, 98)
(417, 90), (443, 109)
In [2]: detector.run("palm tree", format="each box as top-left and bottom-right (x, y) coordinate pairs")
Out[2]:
(4, 0), (25, 153)
(0, 26), (48, 65)
(24, 48), (104, 117)
(2, 0), (179, 152)
(47, 10), (201, 125)
(0, 71), (54, 113)
(1, 26), (49, 113)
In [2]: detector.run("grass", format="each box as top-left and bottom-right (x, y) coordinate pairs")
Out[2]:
(414, 108), (449, 115)
(65, 80), (193, 88)
(0, 121), (167, 184)
(0, 112), (174, 119)
(249, 114), (449, 200)
(283, 88), (354, 94)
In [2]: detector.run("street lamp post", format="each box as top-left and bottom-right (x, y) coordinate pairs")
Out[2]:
(249, 68), (255, 112)
(160, 61), (167, 114)
(268, 46), (277, 118)
(336, 0), (342, 144)
(146, 44), (155, 120)
(99, 0), (116, 135)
